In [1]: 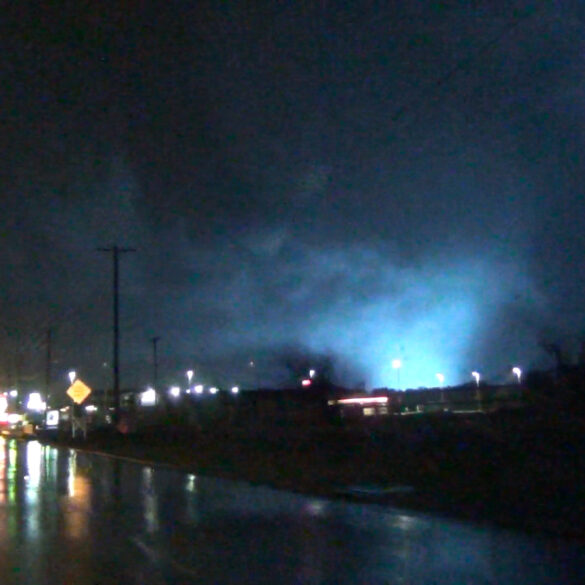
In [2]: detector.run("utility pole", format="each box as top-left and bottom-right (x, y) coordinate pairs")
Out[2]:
(151, 336), (160, 391)
(98, 245), (136, 427)
(45, 328), (52, 408)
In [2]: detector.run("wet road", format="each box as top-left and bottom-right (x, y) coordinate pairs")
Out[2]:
(0, 437), (583, 585)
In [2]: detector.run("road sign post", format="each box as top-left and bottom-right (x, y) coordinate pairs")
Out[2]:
(66, 379), (92, 439)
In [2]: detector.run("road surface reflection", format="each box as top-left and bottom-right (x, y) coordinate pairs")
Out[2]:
(0, 437), (582, 584)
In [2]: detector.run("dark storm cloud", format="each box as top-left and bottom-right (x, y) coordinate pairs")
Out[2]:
(2, 2), (585, 395)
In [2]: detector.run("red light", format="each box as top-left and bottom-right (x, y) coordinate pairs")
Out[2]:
(301, 379), (311, 387)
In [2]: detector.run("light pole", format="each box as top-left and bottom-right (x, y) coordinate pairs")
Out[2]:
(186, 369), (194, 392)
(68, 370), (77, 385)
(249, 359), (258, 389)
(512, 366), (522, 384)
(392, 359), (402, 390)
(472, 371), (481, 410)
(46, 328), (52, 409)
(151, 337), (160, 392)
(98, 245), (136, 427)
(436, 373), (445, 402)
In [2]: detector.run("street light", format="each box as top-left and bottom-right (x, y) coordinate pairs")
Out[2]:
(140, 387), (157, 406)
(309, 369), (316, 379)
(471, 371), (481, 410)
(392, 359), (402, 389)
(249, 359), (259, 389)
(68, 370), (76, 385)
(512, 366), (522, 384)
(436, 373), (445, 403)
(231, 386), (239, 394)
(186, 370), (194, 395)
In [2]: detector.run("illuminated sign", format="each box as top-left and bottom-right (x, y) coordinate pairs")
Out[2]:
(336, 396), (388, 405)
(27, 392), (46, 411)
(46, 410), (60, 428)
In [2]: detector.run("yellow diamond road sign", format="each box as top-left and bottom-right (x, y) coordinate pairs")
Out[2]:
(67, 379), (92, 405)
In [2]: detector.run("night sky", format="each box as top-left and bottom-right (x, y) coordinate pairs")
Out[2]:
(3, 2), (585, 396)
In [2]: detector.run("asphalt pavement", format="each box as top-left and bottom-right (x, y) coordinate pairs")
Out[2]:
(0, 437), (583, 584)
